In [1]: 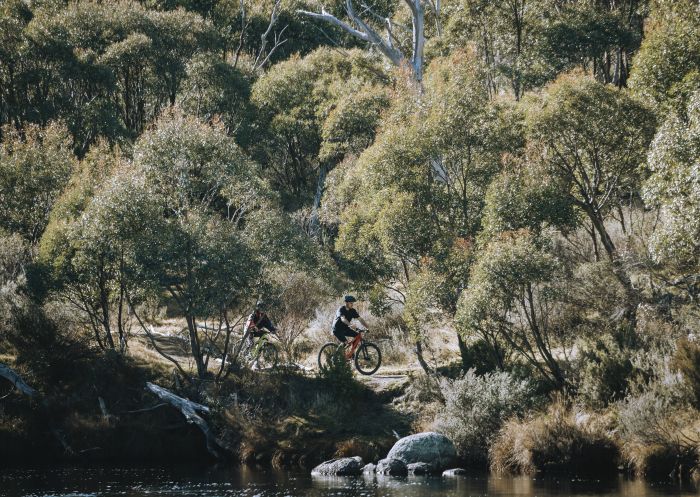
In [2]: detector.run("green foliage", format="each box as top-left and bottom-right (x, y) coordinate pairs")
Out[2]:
(481, 152), (576, 238)
(251, 48), (389, 210)
(0, 232), (29, 288)
(179, 53), (253, 141)
(131, 110), (260, 319)
(577, 337), (636, 408)
(630, 0), (700, 113)
(332, 50), (519, 333)
(526, 75), (655, 218)
(0, 124), (75, 243)
(435, 369), (533, 465)
(318, 346), (361, 398)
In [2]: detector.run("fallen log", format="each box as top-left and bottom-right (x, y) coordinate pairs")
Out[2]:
(0, 363), (74, 455)
(145, 382), (226, 459)
(0, 363), (38, 397)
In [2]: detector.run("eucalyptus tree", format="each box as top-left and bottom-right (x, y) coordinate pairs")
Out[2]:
(179, 53), (254, 142)
(456, 231), (573, 391)
(480, 150), (577, 240)
(441, 0), (545, 99)
(39, 142), (146, 353)
(128, 110), (261, 378)
(13, 0), (219, 150)
(525, 75), (655, 320)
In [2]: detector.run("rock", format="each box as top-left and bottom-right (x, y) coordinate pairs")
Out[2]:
(376, 458), (408, 476)
(311, 456), (364, 476)
(442, 468), (467, 477)
(407, 462), (431, 475)
(363, 463), (376, 474)
(386, 432), (457, 472)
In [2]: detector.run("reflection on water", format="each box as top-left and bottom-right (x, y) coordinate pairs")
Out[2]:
(1, 465), (698, 497)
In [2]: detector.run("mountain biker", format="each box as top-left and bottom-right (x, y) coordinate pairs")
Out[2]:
(244, 300), (277, 346)
(332, 295), (369, 347)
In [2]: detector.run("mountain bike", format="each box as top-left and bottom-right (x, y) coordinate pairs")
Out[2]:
(317, 329), (382, 375)
(230, 331), (279, 371)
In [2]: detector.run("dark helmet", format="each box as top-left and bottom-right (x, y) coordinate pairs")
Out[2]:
(344, 295), (357, 303)
(255, 299), (266, 310)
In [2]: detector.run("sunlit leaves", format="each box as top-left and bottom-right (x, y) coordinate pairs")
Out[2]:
(630, 0), (700, 114)
(0, 123), (75, 244)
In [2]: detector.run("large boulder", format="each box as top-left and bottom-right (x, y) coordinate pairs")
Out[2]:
(387, 432), (457, 472)
(311, 456), (364, 476)
(376, 458), (408, 476)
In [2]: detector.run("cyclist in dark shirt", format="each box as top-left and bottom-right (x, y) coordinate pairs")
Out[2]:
(245, 300), (276, 345)
(332, 295), (369, 343)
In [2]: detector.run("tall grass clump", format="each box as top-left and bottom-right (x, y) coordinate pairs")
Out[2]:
(490, 400), (618, 475)
(435, 369), (533, 466)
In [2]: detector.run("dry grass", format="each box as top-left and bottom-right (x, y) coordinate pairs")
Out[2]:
(490, 401), (618, 475)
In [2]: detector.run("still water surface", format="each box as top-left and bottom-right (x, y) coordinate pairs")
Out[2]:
(1, 465), (699, 497)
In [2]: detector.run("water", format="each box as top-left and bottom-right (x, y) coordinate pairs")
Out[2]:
(1, 466), (698, 497)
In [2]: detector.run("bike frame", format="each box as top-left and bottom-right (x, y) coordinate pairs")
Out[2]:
(245, 331), (274, 358)
(344, 330), (365, 359)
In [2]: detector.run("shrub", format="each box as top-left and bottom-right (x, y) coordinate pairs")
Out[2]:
(318, 347), (361, 399)
(617, 387), (700, 479)
(577, 337), (635, 408)
(490, 401), (618, 475)
(435, 369), (533, 466)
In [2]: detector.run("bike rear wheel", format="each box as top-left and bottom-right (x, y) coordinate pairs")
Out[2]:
(256, 342), (279, 370)
(354, 342), (381, 375)
(318, 342), (343, 371)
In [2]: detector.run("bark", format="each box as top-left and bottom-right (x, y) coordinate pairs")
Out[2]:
(186, 314), (207, 379)
(309, 164), (328, 238)
(145, 382), (226, 459)
(414, 340), (432, 375)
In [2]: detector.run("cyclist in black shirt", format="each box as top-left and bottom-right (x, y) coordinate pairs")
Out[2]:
(332, 295), (369, 343)
(245, 300), (277, 346)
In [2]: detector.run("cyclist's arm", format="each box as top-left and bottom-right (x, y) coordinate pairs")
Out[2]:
(357, 317), (369, 329)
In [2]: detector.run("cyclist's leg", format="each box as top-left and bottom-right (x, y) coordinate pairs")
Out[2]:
(333, 328), (348, 343)
(343, 330), (359, 358)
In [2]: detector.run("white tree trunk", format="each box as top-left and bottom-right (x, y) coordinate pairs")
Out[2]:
(299, 0), (426, 84)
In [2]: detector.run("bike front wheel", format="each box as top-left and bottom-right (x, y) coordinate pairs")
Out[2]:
(318, 342), (343, 371)
(256, 342), (279, 370)
(354, 342), (381, 375)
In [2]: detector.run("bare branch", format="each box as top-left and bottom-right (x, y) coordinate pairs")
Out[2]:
(298, 7), (370, 41)
(255, 0), (287, 69)
(298, 0), (405, 68)
(233, 0), (250, 69)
